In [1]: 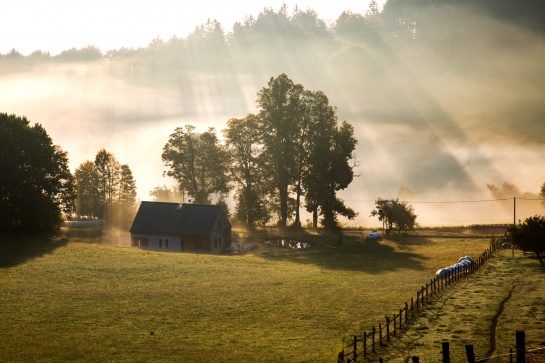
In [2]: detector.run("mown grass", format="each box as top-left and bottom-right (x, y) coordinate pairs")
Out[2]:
(366, 249), (545, 363)
(0, 229), (495, 362)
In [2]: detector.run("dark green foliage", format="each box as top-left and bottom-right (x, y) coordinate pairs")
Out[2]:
(94, 149), (121, 218)
(223, 115), (270, 227)
(221, 75), (358, 229)
(257, 74), (304, 227)
(254, 74), (358, 229)
(162, 125), (230, 205)
(0, 113), (75, 232)
(75, 161), (100, 218)
(302, 92), (358, 230)
(75, 151), (137, 227)
(507, 215), (545, 266)
(370, 198), (418, 234)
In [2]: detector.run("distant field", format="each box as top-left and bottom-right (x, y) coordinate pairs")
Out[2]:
(0, 228), (504, 362)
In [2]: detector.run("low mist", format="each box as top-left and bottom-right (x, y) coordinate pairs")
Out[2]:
(1, 2), (544, 227)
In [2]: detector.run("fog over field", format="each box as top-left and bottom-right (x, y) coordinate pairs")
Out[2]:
(2, 2), (544, 226)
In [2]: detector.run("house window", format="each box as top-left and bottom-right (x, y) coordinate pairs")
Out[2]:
(159, 239), (162, 248)
(165, 239), (169, 248)
(132, 237), (148, 247)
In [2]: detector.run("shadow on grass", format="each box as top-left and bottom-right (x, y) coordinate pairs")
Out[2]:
(266, 245), (430, 274)
(0, 234), (68, 269)
(245, 228), (433, 274)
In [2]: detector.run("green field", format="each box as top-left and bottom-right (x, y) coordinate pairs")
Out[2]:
(0, 228), (521, 362)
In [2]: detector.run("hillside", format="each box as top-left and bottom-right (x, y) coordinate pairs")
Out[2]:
(364, 249), (545, 362)
(0, 229), (543, 362)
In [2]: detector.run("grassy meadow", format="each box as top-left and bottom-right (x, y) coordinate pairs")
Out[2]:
(0, 227), (512, 362)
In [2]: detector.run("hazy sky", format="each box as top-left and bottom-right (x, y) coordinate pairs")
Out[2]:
(2, 0), (543, 227)
(1, 0), (384, 55)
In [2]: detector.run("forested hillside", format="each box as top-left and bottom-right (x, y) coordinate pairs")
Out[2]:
(1, 0), (544, 226)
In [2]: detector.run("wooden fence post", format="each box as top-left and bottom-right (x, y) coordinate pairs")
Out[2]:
(425, 282), (429, 300)
(411, 297), (414, 317)
(353, 335), (358, 362)
(516, 330), (525, 363)
(338, 338), (345, 363)
(379, 323), (383, 346)
(416, 291), (420, 310)
(411, 356), (420, 363)
(363, 332), (367, 358)
(386, 317), (390, 342)
(399, 309), (403, 330)
(442, 341), (450, 363)
(405, 302), (409, 324)
(465, 345), (476, 363)
(372, 326), (376, 352)
(393, 313), (397, 336)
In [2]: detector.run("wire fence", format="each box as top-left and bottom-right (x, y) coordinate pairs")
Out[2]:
(338, 238), (503, 362)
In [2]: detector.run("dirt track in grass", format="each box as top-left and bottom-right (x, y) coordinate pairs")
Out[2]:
(363, 249), (545, 363)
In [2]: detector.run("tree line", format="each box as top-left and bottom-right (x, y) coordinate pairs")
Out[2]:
(3, 104), (545, 234)
(74, 149), (137, 228)
(0, 112), (137, 232)
(2, 0), (543, 68)
(0, 73), (357, 232)
(161, 74), (358, 229)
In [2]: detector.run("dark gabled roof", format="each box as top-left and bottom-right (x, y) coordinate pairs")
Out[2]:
(130, 201), (228, 237)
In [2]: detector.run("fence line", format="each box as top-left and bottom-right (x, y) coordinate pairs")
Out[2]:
(338, 239), (502, 363)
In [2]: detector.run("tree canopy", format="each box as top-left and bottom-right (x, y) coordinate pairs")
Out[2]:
(252, 74), (358, 229)
(370, 198), (418, 234)
(75, 149), (137, 227)
(0, 113), (76, 232)
(162, 125), (230, 205)
(223, 114), (270, 227)
(160, 75), (358, 229)
(507, 215), (545, 267)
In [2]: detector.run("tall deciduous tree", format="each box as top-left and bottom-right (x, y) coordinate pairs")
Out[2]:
(75, 161), (100, 218)
(223, 114), (269, 227)
(76, 151), (137, 226)
(94, 149), (121, 219)
(162, 125), (230, 204)
(257, 74), (304, 227)
(302, 91), (358, 229)
(0, 113), (76, 231)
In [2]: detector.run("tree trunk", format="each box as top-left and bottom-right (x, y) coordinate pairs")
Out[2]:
(535, 251), (544, 267)
(279, 186), (288, 227)
(293, 179), (302, 228)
